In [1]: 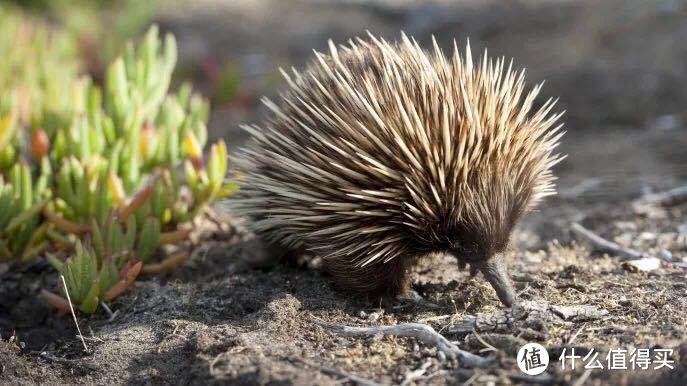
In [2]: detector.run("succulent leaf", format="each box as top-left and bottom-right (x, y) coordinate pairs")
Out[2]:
(0, 15), (238, 314)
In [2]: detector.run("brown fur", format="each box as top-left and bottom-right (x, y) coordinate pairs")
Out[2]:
(326, 255), (416, 297)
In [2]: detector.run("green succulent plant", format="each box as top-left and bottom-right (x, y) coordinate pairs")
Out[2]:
(41, 28), (235, 313)
(0, 10), (236, 313)
(45, 27), (232, 225)
(43, 240), (143, 314)
(0, 5), (81, 135)
(0, 160), (50, 262)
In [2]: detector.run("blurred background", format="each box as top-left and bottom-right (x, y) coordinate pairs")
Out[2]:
(6, 0), (687, 199)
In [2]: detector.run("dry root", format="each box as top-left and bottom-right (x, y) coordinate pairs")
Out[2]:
(570, 222), (650, 260)
(635, 184), (687, 208)
(317, 320), (494, 368)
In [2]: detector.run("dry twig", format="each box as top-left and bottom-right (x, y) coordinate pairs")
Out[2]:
(317, 321), (493, 368)
(567, 323), (587, 345)
(471, 330), (498, 353)
(465, 333), (526, 355)
(157, 323), (186, 353)
(635, 184), (687, 207)
(61, 275), (88, 352)
(570, 222), (650, 260)
(100, 302), (119, 322)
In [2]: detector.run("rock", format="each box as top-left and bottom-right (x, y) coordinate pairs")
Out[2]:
(638, 232), (657, 242)
(623, 257), (662, 272)
(659, 249), (675, 262)
(549, 305), (609, 322)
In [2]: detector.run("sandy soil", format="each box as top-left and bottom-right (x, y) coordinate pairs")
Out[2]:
(1, 0), (687, 385)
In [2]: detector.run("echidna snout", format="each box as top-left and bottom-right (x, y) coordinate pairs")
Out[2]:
(475, 257), (517, 307)
(231, 33), (564, 307)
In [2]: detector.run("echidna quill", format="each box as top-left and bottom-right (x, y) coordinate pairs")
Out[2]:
(231, 33), (564, 307)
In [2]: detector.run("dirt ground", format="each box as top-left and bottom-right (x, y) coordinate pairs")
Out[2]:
(1, 0), (687, 385)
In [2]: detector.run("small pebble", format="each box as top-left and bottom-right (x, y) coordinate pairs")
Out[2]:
(624, 257), (661, 272)
(638, 232), (656, 241)
(659, 249), (674, 262)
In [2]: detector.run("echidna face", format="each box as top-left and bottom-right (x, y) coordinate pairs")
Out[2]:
(445, 223), (517, 306)
(414, 192), (522, 306)
(232, 33), (564, 307)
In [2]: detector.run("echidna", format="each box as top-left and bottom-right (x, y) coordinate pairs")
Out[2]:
(231, 33), (564, 307)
